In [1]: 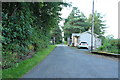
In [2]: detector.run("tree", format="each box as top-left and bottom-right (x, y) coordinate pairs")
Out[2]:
(87, 11), (106, 37)
(50, 26), (62, 44)
(64, 7), (90, 40)
(2, 2), (68, 69)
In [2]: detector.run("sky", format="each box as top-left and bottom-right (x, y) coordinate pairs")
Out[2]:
(60, 0), (119, 39)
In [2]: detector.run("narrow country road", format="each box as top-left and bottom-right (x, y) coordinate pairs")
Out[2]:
(22, 44), (118, 78)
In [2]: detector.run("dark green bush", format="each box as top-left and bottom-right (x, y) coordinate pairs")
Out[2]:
(2, 51), (17, 69)
(98, 37), (119, 54)
(2, 2), (67, 69)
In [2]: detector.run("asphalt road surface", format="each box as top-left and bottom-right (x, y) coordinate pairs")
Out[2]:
(22, 44), (118, 78)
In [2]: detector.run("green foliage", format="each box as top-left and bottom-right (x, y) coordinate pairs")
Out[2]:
(2, 2), (67, 69)
(2, 45), (56, 78)
(50, 26), (62, 44)
(2, 52), (17, 69)
(64, 7), (91, 40)
(87, 11), (106, 36)
(63, 41), (67, 44)
(64, 8), (106, 41)
(98, 35), (119, 54)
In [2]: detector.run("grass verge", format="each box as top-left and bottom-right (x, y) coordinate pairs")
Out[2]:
(2, 45), (56, 79)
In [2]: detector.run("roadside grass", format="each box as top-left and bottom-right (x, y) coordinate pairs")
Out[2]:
(0, 70), (2, 80)
(70, 46), (118, 56)
(96, 51), (115, 54)
(2, 45), (56, 79)
(93, 48), (119, 55)
(63, 41), (67, 45)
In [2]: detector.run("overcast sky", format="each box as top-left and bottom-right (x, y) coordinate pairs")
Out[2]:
(60, 0), (119, 39)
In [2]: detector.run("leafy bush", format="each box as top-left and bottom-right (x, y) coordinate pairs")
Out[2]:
(98, 36), (119, 54)
(2, 2), (68, 69)
(2, 52), (17, 69)
(98, 45), (106, 51)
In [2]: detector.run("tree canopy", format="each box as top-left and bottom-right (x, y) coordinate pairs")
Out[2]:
(87, 11), (106, 37)
(63, 7), (106, 40)
(63, 7), (91, 39)
(2, 2), (68, 69)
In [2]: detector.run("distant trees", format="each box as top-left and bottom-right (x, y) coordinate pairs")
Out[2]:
(2, 2), (68, 69)
(63, 7), (106, 40)
(64, 7), (90, 40)
(50, 26), (62, 44)
(87, 11), (106, 37)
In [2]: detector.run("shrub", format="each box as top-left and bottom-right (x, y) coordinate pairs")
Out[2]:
(98, 37), (119, 54)
(2, 2), (67, 69)
(2, 52), (17, 69)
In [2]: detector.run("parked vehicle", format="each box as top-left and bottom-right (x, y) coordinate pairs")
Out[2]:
(77, 41), (88, 49)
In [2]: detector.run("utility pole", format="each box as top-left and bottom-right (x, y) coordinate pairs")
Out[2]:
(91, 0), (94, 52)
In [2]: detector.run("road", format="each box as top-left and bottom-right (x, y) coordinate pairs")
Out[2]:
(22, 44), (118, 78)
